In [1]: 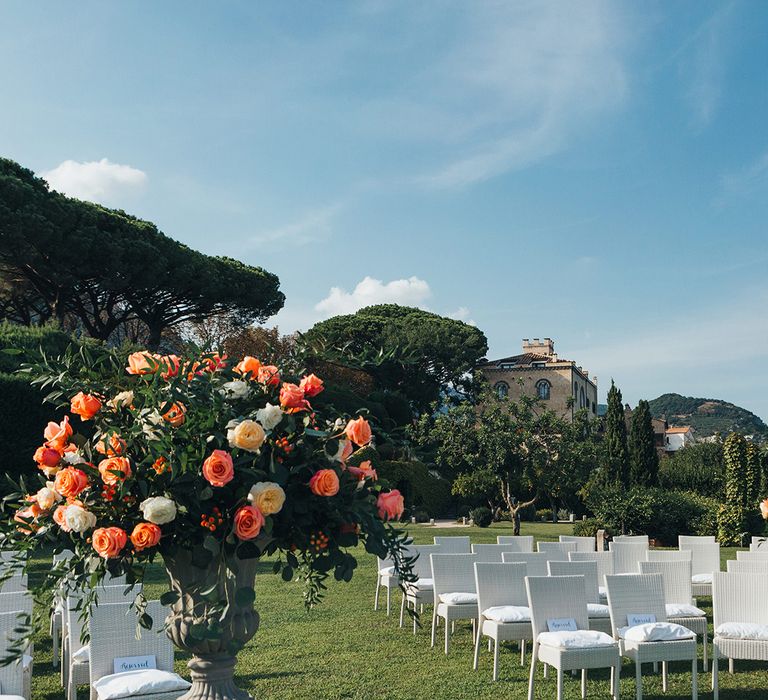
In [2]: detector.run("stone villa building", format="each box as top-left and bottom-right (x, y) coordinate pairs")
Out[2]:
(477, 338), (598, 421)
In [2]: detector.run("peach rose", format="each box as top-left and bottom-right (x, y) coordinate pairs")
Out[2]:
(159, 354), (181, 379)
(53, 467), (89, 499)
(34, 445), (62, 468)
(299, 374), (324, 398)
(377, 490), (404, 521)
(761, 498), (768, 520)
(126, 351), (158, 375)
(348, 460), (378, 482)
(162, 402), (187, 427)
(96, 434), (126, 456)
(53, 504), (71, 532)
(98, 457), (132, 485)
(36, 485), (60, 511)
(70, 392), (102, 420)
(233, 505), (265, 540)
(279, 383), (310, 413)
(44, 417), (73, 451)
(92, 527), (128, 559)
(202, 450), (234, 487)
(227, 420), (266, 453)
(203, 353), (228, 372)
(130, 522), (162, 552)
(345, 417), (372, 447)
(235, 356), (262, 379)
(15, 504), (41, 533)
(257, 365), (281, 387)
(248, 482), (286, 515)
(309, 469), (340, 497)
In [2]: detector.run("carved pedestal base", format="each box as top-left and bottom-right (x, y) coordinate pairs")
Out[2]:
(178, 655), (253, 700)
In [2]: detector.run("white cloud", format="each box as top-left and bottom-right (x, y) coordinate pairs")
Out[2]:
(42, 158), (146, 204)
(448, 306), (476, 326)
(315, 276), (432, 317)
(247, 203), (343, 246)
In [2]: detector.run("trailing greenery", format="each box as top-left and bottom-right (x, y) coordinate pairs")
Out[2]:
(603, 381), (629, 487)
(628, 399), (659, 486)
(658, 442), (724, 497)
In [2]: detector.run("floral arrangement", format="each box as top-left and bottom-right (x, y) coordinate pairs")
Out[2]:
(0, 344), (412, 656)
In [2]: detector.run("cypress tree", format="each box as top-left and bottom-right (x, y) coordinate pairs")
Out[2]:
(604, 380), (630, 487)
(628, 399), (659, 486)
(718, 432), (749, 545)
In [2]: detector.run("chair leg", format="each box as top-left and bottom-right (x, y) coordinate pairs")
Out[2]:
(444, 615), (450, 655)
(492, 638), (500, 681)
(544, 663), (549, 679)
(527, 645), (538, 700)
(386, 586), (391, 616)
(728, 657), (734, 674)
(613, 662), (621, 700)
(692, 656), (698, 700)
(635, 661), (643, 700)
(520, 638), (526, 666)
(662, 660), (668, 692)
(399, 593), (406, 628)
(557, 667), (564, 700)
(67, 676), (77, 700)
(473, 624), (482, 671)
(413, 602), (418, 635)
(581, 668), (587, 699)
(374, 579), (380, 610)
(430, 610), (438, 648)
(702, 629), (708, 671)
(712, 644), (719, 699)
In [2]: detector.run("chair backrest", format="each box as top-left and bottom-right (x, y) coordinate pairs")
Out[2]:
(66, 594), (87, 653)
(501, 552), (552, 577)
(89, 600), (174, 686)
(613, 535), (649, 544)
(496, 536), (534, 552)
(605, 573), (667, 637)
(433, 536), (471, 553)
(679, 541), (720, 576)
(526, 575), (590, 638)
(569, 551), (614, 584)
(0, 573), (27, 594)
(679, 535), (716, 548)
(537, 541), (577, 556)
(646, 550), (691, 562)
(736, 550), (768, 561)
(474, 562), (528, 611)
(750, 537), (768, 551)
(638, 560), (693, 606)
(609, 541), (648, 574)
(547, 560), (600, 603)
(726, 560), (768, 574)
(430, 553), (478, 600)
(0, 611), (26, 696)
(0, 590), (32, 617)
(377, 556), (394, 573)
(53, 549), (75, 566)
(560, 535), (596, 552)
(471, 544), (511, 562)
(410, 544), (441, 579)
(712, 572), (768, 629)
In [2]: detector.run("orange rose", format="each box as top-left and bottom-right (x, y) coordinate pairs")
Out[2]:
(204, 353), (228, 372)
(98, 457), (132, 485)
(279, 383), (310, 413)
(96, 434), (126, 456)
(92, 527), (127, 559)
(34, 445), (62, 468)
(345, 417), (372, 447)
(14, 504), (41, 533)
(126, 351), (158, 375)
(257, 365), (280, 387)
(348, 460), (378, 482)
(309, 469), (340, 497)
(233, 505), (265, 540)
(44, 417), (73, 452)
(299, 374), (324, 398)
(130, 522), (162, 552)
(152, 456), (170, 475)
(70, 392), (102, 421)
(377, 490), (404, 521)
(761, 498), (768, 520)
(53, 504), (71, 531)
(235, 356), (262, 379)
(53, 467), (89, 499)
(158, 354), (180, 379)
(202, 450), (234, 487)
(162, 402), (187, 427)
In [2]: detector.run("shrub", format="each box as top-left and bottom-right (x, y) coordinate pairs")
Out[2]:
(470, 507), (493, 528)
(414, 509), (430, 523)
(537, 508), (554, 522)
(557, 508), (570, 522)
(573, 518), (609, 538)
(658, 442), (724, 497)
(377, 460), (454, 517)
(518, 502), (537, 522)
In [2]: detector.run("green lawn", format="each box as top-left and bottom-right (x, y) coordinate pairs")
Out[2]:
(25, 522), (768, 699)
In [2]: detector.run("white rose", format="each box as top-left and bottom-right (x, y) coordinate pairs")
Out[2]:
(109, 390), (134, 410)
(36, 486), (60, 511)
(256, 403), (283, 431)
(140, 409), (164, 440)
(64, 505), (97, 533)
(63, 452), (85, 465)
(140, 496), (177, 525)
(219, 380), (251, 400)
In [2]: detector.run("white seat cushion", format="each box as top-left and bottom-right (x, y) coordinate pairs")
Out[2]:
(0, 695), (27, 700)
(482, 605), (531, 623)
(379, 566), (395, 576)
(691, 573), (713, 584)
(72, 644), (90, 662)
(666, 603), (705, 618)
(538, 629), (616, 649)
(93, 669), (191, 699)
(619, 622), (696, 642)
(439, 592), (477, 605)
(587, 603), (610, 618)
(715, 622), (768, 641)
(407, 577), (433, 591)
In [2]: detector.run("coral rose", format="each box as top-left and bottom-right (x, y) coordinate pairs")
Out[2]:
(227, 420), (266, 453)
(233, 505), (265, 540)
(279, 383), (310, 413)
(96, 434), (126, 456)
(309, 469), (340, 497)
(44, 417), (73, 452)
(54, 467), (89, 499)
(53, 504), (71, 532)
(299, 374), (324, 398)
(761, 498), (768, 520)
(257, 365), (280, 387)
(159, 354), (181, 379)
(248, 481), (286, 515)
(162, 402), (187, 427)
(126, 351), (158, 375)
(377, 490), (404, 521)
(15, 505), (41, 533)
(70, 392), (102, 420)
(130, 522), (162, 552)
(235, 356), (261, 379)
(98, 457), (132, 485)
(345, 417), (372, 447)
(202, 450), (234, 487)
(348, 460), (378, 482)
(92, 527), (128, 559)
(34, 445), (62, 468)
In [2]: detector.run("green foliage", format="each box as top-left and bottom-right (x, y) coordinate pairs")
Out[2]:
(604, 381), (629, 487)
(536, 509), (554, 522)
(628, 400), (659, 486)
(718, 503), (747, 546)
(451, 468), (499, 510)
(717, 432), (755, 543)
(470, 507), (493, 528)
(658, 442), (724, 497)
(377, 460), (453, 517)
(573, 518), (608, 538)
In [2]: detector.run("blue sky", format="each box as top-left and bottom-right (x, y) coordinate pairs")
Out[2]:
(2, 1), (768, 418)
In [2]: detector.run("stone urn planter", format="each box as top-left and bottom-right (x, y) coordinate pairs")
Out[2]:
(164, 549), (260, 700)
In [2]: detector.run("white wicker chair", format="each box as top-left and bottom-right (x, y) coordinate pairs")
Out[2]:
(88, 599), (188, 700)
(0, 610), (30, 700)
(569, 551), (615, 599)
(750, 536), (768, 551)
(726, 559), (768, 573)
(605, 573), (698, 700)
(613, 535), (649, 544)
(609, 541), (648, 575)
(430, 553), (478, 654)
(735, 549), (768, 561)
(679, 541), (720, 597)
(400, 544), (440, 633)
(560, 535), (596, 552)
(51, 549), (75, 670)
(473, 562), (533, 680)
(537, 541), (577, 556)
(711, 572), (768, 700)
(496, 535), (534, 552)
(472, 544), (514, 562)
(526, 575), (620, 700)
(433, 536), (471, 553)
(501, 552), (552, 577)
(547, 560), (611, 633)
(638, 560), (708, 670)
(646, 549), (691, 562)
(0, 591), (34, 666)
(374, 556), (398, 615)
(679, 535), (716, 547)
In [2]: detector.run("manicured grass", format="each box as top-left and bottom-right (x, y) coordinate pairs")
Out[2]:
(25, 522), (768, 699)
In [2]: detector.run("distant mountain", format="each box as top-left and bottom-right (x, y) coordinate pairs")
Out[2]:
(648, 393), (768, 438)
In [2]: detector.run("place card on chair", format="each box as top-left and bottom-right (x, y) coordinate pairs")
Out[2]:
(113, 655), (157, 674)
(546, 617), (578, 632)
(627, 613), (656, 626)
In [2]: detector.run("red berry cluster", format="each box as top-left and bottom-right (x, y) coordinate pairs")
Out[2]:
(274, 436), (294, 464)
(101, 484), (117, 501)
(309, 530), (329, 552)
(200, 506), (224, 531)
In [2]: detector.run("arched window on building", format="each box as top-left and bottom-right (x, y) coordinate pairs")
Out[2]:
(579, 386), (586, 409)
(494, 381), (509, 399)
(536, 379), (551, 400)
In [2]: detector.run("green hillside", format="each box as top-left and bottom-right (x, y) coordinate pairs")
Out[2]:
(649, 393), (768, 437)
